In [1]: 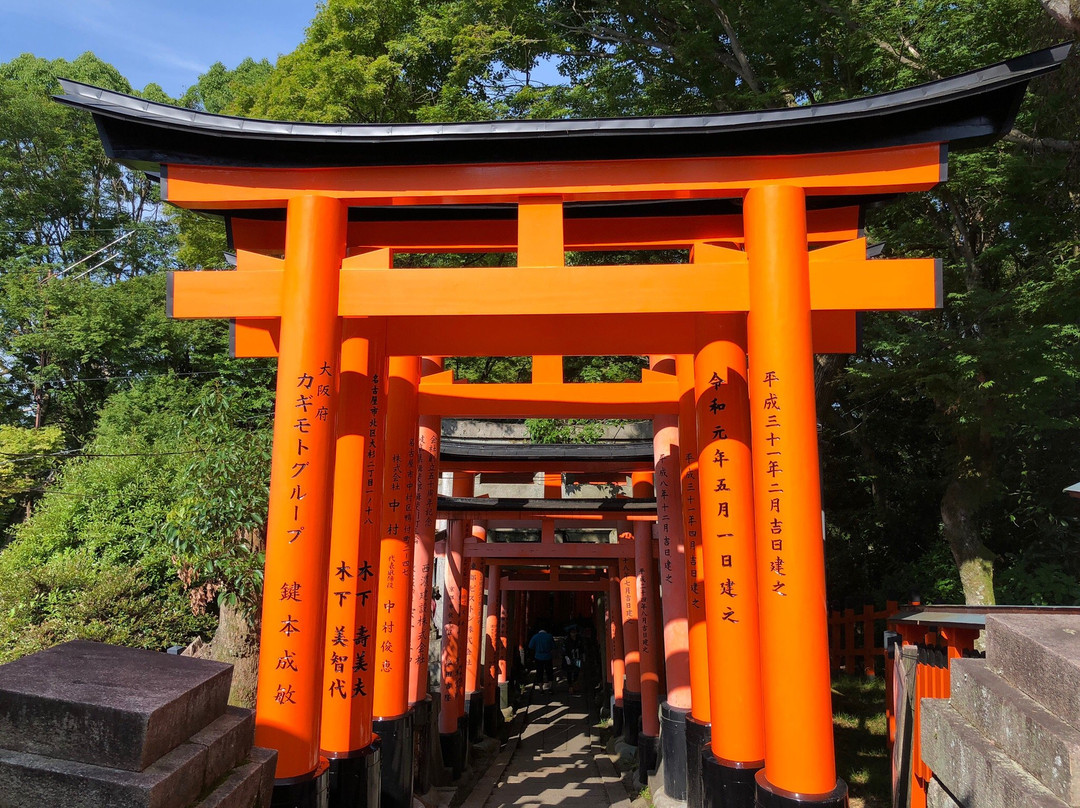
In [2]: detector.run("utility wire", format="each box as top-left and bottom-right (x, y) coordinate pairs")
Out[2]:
(41, 230), (135, 284)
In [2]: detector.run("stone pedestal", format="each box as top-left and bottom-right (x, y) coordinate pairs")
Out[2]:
(0, 640), (278, 808)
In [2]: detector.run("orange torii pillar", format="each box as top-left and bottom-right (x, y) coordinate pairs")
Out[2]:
(745, 186), (847, 807)
(252, 195), (345, 805)
(497, 585), (510, 709)
(371, 355), (421, 808)
(607, 574), (627, 735)
(464, 523), (487, 742)
(650, 355), (693, 802)
(320, 319), (387, 808)
(409, 356), (443, 796)
(633, 472), (663, 785)
(694, 313), (766, 808)
(619, 540), (642, 747)
(439, 472), (473, 778)
(482, 563), (501, 736)
(677, 352), (712, 808)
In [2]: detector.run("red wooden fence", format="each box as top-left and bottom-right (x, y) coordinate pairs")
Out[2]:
(826, 600), (900, 676)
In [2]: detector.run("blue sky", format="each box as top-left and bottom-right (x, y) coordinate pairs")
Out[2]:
(0, 0), (319, 97)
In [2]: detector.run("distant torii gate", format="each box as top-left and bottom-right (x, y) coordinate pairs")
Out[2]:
(58, 43), (1066, 808)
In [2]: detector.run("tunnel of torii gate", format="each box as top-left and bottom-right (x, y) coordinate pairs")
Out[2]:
(57, 43), (1067, 808)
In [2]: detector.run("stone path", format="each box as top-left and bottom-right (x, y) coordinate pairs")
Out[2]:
(480, 689), (630, 808)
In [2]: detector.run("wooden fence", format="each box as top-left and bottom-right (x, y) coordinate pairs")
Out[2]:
(826, 601), (901, 676)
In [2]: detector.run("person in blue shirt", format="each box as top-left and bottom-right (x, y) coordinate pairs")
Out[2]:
(527, 626), (555, 690)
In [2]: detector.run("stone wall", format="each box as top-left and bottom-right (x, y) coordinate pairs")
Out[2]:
(921, 614), (1080, 808)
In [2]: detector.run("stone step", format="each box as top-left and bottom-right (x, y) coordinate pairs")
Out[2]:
(189, 707), (256, 793)
(921, 698), (1069, 808)
(0, 739), (208, 808)
(194, 754), (275, 808)
(950, 657), (1080, 805)
(0, 640), (232, 772)
(987, 614), (1080, 732)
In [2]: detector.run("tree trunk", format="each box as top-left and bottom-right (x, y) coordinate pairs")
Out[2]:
(940, 478), (996, 605)
(186, 602), (261, 708)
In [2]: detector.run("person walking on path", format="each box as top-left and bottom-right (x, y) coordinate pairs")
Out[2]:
(528, 625), (556, 690)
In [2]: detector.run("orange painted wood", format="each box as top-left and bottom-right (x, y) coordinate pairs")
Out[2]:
(372, 355), (421, 721)
(632, 473), (661, 738)
(440, 473), (473, 733)
(320, 319), (387, 757)
(649, 356), (692, 712)
(408, 357), (443, 705)
(230, 309), (858, 359)
(484, 564), (500, 706)
(497, 589), (509, 685)
(162, 144), (944, 208)
(170, 254), (937, 319)
(232, 207), (857, 253)
(416, 379), (681, 418)
(619, 553), (641, 694)
(253, 195), (346, 780)
(676, 352), (710, 725)
(694, 314), (766, 765)
(746, 185), (837, 793)
(465, 530), (486, 696)
(518, 197), (565, 266)
(609, 576), (626, 707)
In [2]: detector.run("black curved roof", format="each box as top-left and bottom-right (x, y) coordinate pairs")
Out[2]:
(53, 45), (1069, 172)
(440, 439), (654, 464)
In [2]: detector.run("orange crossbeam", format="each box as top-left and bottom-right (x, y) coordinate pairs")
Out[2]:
(169, 256), (939, 319)
(162, 144), (943, 208)
(228, 309), (858, 359)
(229, 207), (860, 252)
(417, 379), (681, 418)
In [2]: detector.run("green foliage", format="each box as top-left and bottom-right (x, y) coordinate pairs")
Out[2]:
(163, 382), (274, 618)
(0, 424), (63, 527)
(0, 377), (218, 662)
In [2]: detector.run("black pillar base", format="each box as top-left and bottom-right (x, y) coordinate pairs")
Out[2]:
(637, 732), (660, 786)
(272, 759), (330, 808)
(754, 770), (848, 808)
(439, 731), (462, 780)
(465, 691), (485, 741)
(372, 711), (415, 808)
(457, 715), (471, 772)
(324, 742), (381, 808)
(685, 714), (711, 808)
(498, 681), (509, 710)
(411, 698), (432, 796)
(622, 690), (642, 746)
(660, 702), (689, 801)
(612, 703), (624, 738)
(702, 746), (762, 808)
(483, 702), (500, 738)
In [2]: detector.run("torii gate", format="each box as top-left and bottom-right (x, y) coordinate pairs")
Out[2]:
(58, 43), (1066, 808)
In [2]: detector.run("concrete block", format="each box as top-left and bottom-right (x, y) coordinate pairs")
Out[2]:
(247, 747), (278, 808)
(927, 777), (963, 807)
(0, 741), (207, 808)
(987, 614), (1080, 732)
(0, 640), (232, 772)
(950, 657), (1080, 804)
(195, 761), (264, 808)
(189, 707), (255, 791)
(921, 698), (1069, 808)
